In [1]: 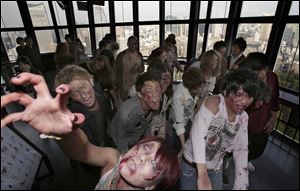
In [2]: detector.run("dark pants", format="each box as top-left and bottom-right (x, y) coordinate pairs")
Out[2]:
(248, 131), (269, 161)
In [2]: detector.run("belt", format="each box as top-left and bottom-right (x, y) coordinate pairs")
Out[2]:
(182, 155), (197, 168)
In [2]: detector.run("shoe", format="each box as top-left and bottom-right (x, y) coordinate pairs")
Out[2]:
(248, 162), (255, 172)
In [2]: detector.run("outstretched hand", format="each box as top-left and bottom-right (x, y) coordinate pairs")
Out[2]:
(1, 72), (85, 135)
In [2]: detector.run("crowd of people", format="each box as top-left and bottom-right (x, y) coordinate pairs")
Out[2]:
(1, 34), (280, 190)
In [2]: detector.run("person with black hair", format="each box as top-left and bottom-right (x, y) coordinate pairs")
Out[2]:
(227, 37), (247, 70)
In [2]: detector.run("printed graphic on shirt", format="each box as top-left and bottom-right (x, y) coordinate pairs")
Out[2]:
(205, 117), (239, 161)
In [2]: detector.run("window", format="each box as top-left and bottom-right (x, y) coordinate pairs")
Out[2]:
(289, 1), (299, 16)
(139, 25), (159, 56)
(115, 1), (133, 23)
(199, 1), (208, 19)
(236, 23), (272, 56)
(58, 29), (69, 43)
(206, 24), (227, 51)
(73, 1), (89, 25)
(76, 28), (91, 55)
(93, 1), (110, 24)
(35, 30), (57, 53)
(165, 1), (190, 20)
(27, 1), (54, 27)
(1, 1), (24, 28)
(273, 24), (299, 92)
(211, 1), (230, 19)
(116, 26), (134, 54)
(1, 31), (26, 62)
(165, 24), (189, 58)
(196, 24), (206, 58)
(95, 27), (111, 47)
(138, 2), (159, 21)
(52, 1), (67, 26)
(241, 1), (278, 17)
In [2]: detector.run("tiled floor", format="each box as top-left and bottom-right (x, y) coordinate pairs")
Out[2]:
(2, 103), (299, 190)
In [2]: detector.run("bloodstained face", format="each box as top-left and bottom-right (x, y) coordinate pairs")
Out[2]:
(226, 89), (254, 113)
(119, 141), (161, 188)
(139, 81), (162, 111)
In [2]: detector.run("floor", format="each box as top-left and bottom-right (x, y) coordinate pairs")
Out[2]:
(2, 102), (299, 190)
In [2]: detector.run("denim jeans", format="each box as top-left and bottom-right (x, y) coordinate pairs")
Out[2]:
(179, 158), (223, 190)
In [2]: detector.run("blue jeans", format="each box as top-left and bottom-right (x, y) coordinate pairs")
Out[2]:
(179, 158), (223, 190)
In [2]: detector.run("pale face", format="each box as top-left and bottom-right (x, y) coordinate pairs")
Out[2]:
(127, 38), (139, 52)
(119, 141), (161, 188)
(218, 47), (227, 56)
(139, 81), (162, 111)
(226, 89), (254, 113)
(159, 51), (168, 63)
(231, 45), (242, 57)
(69, 79), (97, 109)
(160, 72), (172, 93)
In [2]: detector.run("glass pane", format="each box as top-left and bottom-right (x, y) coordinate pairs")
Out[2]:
(165, 24), (189, 58)
(289, 1), (299, 15)
(95, 27), (111, 47)
(241, 1), (278, 17)
(206, 24), (227, 51)
(165, 1), (190, 20)
(116, 26), (134, 54)
(279, 105), (291, 122)
(27, 1), (53, 27)
(275, 121), (287, 134)
(139, 25), (159, 56)
(199, 1), (208, 19)
(236, 23), (272, 56)
(52, 1), (67, 25)
(115, 1), (133, 23)
(1, 31), (26, 62)
(76, 28), (91, 55)
(211, 1), (230, 18)
(295, 130), (299, 143)
(285, 126), (296, 140)
(35, 30), (57, 53)
(273, 24), (299, 92)
(73, 1), (88, 25)
(1, 1), (24, 28)
(58, 28), (69, 43)
(196, 24), (206, 58)
(94, 1), (110, 24)
(138, 1), (159, 21)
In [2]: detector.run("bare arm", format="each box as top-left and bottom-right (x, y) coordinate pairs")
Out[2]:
(196, 163), (212, 190)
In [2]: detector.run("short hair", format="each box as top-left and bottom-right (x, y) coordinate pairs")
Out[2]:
(16, 56), (32, 66)
(136, 136), (180, 189)
(233, 37), (247, 52)
(182, 67), (206, 91)
(213, 40), (227, 51)
(54, 65), (93, 88)
(239, 52), (269, 71)
(221, 68), (259, 98)
(135, 71), (161, 93)
(127, 36), (138, 43)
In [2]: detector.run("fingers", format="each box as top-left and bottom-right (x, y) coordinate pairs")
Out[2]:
(11, 73), (51, 98)
(55, 84), (71, 112)
(1, 112), (22, 128)
(1, 92), (33, 109)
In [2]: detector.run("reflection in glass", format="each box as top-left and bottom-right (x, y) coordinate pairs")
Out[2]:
(165, 24), (189, 58)
(199, 1), (208, 19)
(94, 1), (110, 24)
(289, 1), (299, 15)
(241, 1), (278, 17)
(27, 1), (54, 27)
(139, 25), (159, 56)
(211, 1), (230, 18)
(165, 1), (190, 20)
(1, 31), (27, 62)
(76, 28), (91, 55)
(236, 23), (272, 56)
(35, 30), (57, 53)
(206, 24), (227, 51)
(196, 24), (206, 58)
(116, 26), (134, 54)
(73, 1), (88, 25)
(138, 2), (159, 21)
(115, 1), (133, 23)
(53, 1), (67, 25)
(1, 1), (24, 28)
(274, 24), (299, 92)
(95, 27), (111, 46)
